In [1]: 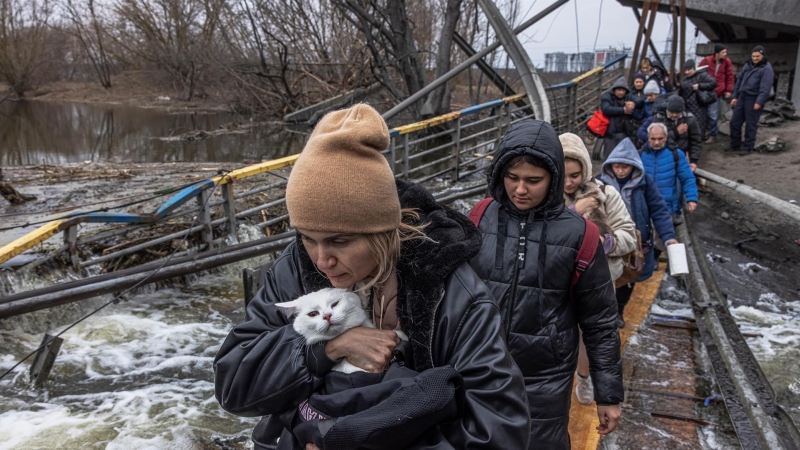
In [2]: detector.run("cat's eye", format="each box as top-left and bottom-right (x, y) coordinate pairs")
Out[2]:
(307, 311), (319, 317)
(331, 301), (339, 308)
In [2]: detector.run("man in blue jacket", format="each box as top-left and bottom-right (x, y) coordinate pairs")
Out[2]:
(639, 123), (698, 217)
(729, 46), (775, 156)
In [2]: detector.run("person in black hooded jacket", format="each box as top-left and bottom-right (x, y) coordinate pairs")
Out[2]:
(601, 76), (641, 157)
(469, 119), (623, 450)
(214, 104), (530, 450)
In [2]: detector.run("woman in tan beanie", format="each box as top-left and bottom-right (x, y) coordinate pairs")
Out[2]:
(215, 104), (530, 450)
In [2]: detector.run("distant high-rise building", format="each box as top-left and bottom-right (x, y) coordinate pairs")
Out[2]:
(594, 46), (633, 69)
(544, 52), (594, 72)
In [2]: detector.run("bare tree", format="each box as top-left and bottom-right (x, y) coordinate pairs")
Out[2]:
(215, 0), (372, 115)
(332, 0), (465, 119)
(0, 0), (56, 97)
(61, 0), (114, 88)
(110, 0), (224, 100)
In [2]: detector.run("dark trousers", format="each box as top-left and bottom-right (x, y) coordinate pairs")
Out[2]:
(729, 95), (763, 150)
(603, 132), (628, 159)
(616, 283), (635, 313)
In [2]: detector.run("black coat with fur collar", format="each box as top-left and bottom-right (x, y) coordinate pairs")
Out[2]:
(214, 180), (530, 450)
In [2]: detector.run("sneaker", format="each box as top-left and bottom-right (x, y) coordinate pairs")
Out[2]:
(726, 147), (739, 153)
(738, 148), (753, 156)
(705, 136), (715, 144)
(616, 316), (626, 328)
(575, 373), (594, 405)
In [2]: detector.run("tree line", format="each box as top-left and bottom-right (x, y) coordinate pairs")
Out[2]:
(0, 0), (522, 119)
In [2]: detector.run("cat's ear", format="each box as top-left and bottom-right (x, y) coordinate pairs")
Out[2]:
(275, 300), (300, 316)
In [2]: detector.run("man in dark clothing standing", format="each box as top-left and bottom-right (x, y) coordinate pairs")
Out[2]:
(469, 119), (623, 450)
(700, 44), (734, 143)
(601, 76), (641, 157)
(679, 59), (717, 144)
(637, 96), (703, 170)
(730, 46), (775, 155)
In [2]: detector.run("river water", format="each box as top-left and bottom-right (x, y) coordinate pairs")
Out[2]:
(0, 101), (305, 166)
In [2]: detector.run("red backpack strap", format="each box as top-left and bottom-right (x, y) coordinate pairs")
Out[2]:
(571, 217), (600, 288)
(468, 198), (494, 227)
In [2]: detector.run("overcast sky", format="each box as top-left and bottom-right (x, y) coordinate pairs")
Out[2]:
(509, 0), (707, 67)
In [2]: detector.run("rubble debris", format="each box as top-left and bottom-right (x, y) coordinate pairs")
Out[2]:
(755, 136), (786, 153)
(759, 98), (799, 127)
(0, 168), (36, 205)
(721, 212), (730, 220)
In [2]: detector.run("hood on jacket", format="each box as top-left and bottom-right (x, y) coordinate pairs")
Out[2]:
(651, 59), (668, 75)
(559, 132), (592, 183)
(297, 179), (482, 370)
(487, 119), (565, 216)
(602, 138), (644, 181)
(609, 76), (629, 94)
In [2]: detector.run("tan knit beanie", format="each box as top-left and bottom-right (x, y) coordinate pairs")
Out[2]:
(286, 104), (401, 233)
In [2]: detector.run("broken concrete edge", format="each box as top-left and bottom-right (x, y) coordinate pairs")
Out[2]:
(676, 220), (788, 450)
(695, 169), (800, 223)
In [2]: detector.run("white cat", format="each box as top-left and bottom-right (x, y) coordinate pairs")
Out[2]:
(276, 288), (375, 374)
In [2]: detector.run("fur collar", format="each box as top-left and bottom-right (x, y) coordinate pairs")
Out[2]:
(295, 180), (482, 371)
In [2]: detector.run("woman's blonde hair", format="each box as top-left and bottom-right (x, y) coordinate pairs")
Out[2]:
(363, 208), (431, 290)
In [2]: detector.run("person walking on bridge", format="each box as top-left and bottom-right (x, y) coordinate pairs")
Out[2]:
(598, 138), (678, 328)
(637, 96), (703, 170)
(699, 44), (734, 143)
(729, 46), (775, 156)
(559, 132), (636, 406)
(214, 104), (531, 450)
(601, 76), (641, 157)
(640, 123), (699, 218)
(678, 59), (717, 148)
(469, 119), (623, 449)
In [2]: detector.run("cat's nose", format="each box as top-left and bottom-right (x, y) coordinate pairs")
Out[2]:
(323, 313), (332, 322)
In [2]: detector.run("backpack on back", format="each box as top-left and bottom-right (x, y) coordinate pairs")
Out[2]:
(468, 198), (600, 290)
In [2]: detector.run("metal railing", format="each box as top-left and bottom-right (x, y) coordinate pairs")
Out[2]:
(545, 54), (628, 133)
(0, 93), (533, 276)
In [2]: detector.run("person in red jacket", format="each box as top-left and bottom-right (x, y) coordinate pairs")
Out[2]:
(700, 43), (734, 143)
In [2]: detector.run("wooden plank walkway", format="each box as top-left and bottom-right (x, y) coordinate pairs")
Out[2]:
(569, 264), (667, 450)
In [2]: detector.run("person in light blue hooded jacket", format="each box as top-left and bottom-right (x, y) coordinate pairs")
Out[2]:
(598, 138), (679, 322)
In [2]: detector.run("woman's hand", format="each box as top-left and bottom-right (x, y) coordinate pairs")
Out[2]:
(574, 197), (599, 215)
(665, 239), (679, 246)
(325, 327), (400, 373)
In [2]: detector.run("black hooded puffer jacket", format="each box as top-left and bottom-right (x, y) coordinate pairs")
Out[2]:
(601, 76), (639, 136)
(214, 180), (531, 450)
(468, 120), (623, 450)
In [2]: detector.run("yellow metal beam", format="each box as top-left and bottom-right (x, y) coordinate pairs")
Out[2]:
(0, 220), (66, 266)
(503, 93), (527, 104)
(212, 154), (300, 186)
(572, 66), (605, 85)
(392, 112), (463, 136)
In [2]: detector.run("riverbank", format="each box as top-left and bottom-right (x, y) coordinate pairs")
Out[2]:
(2, 71), (230, 113)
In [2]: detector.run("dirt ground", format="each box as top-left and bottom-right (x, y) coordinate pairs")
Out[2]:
(700, 120), (800, 203)
(1, 71), (229, 113)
